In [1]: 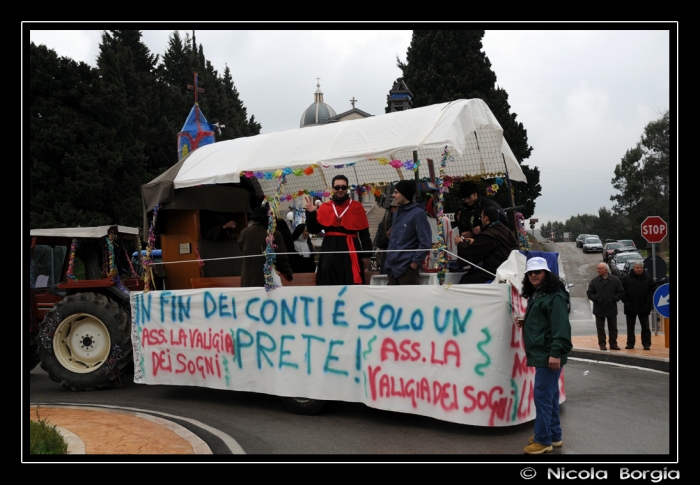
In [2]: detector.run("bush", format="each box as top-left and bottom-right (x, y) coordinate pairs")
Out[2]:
(30, 412), (68, 455)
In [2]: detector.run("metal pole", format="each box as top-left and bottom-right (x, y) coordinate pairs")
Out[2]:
(502, 154), (518, 234)
(651, 242), (659, 334)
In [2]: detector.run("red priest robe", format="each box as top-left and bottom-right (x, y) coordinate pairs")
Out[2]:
(305, 197), (373, 285)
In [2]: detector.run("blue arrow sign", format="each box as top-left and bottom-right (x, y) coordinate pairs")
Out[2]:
(653, 283), (670, 318)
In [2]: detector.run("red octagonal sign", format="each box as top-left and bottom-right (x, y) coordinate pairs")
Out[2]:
(641, 216), (667, 243)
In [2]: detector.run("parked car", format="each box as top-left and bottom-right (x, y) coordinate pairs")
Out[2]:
(602, 242), (625, 262)
(617, 239), (636, 252)
(583, 236), (603, 253)
(609, 251), (644, 277)
(576, 234), (591, 248)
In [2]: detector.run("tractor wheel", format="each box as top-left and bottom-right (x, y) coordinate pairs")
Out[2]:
(280, 397), (326, 415)
(38, 292), (133, 391)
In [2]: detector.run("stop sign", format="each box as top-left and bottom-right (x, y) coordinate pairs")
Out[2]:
(641, 216), (667, 243)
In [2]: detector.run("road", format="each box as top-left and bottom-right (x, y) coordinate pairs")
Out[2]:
(28, 360), (670, 457)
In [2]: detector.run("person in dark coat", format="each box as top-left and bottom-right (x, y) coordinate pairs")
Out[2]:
(238, 205), (293, 287)
(303, 175), (373, 285)
(621, 260), (657, 350)
(276, 217), (295, 259)
(204, 216), (236, 241)
(453, 205), (519, 284)
(455, 181), (508, 238)
(373, 197), (399, 274)
(587, 262), (625, 351)
(288, 223), (317, 273)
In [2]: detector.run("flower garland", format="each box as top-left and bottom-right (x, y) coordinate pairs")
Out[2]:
(485, 177), (504, 196)
(435, 147), (454, 285)
(143, 204), (160, 293)
(515, 212), (532, 250)
(263, 173), (289, 291)
(244, 159), (419, 202)
(106, 230), (118, 277)
(134, 235), (142, 276)
(105, 229), (129, 294)
(376, 157), (420, 172)
(66, 238), (80, 282)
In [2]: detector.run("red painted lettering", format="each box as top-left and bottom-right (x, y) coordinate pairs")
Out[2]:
(380, 338), (399, 362)
(430, 342), (444, 364)
(367, 365), (382, 400)
(444, 340), (461, 367)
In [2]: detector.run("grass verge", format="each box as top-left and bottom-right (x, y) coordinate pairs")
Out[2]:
(30, 408), (68, 455)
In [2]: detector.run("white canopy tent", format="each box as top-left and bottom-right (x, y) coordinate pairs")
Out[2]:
(161, 99), (526, 198)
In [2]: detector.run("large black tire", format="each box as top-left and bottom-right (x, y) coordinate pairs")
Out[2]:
(280, 397), (326, 415)
(38, 292), (133, 391)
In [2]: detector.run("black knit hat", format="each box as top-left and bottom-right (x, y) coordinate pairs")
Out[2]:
(394, 180), (416, 201)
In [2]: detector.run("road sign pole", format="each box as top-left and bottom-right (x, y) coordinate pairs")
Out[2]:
(651, 243), (658, 334)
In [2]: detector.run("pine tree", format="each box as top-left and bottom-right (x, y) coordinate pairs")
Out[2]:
(611, 110), (670, 247)
(395, 30), (541, 219)
(29, 43), (106, 228)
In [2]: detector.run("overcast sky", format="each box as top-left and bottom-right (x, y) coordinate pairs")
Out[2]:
(26, 26), (674, 228)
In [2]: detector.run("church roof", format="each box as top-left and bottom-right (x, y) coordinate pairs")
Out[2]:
(300, 81), (337, 128)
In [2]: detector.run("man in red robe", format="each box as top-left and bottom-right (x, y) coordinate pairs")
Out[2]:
(304, 175), (372, 285)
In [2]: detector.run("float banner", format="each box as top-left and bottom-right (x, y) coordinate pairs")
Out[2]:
(130, 283), (565, 427)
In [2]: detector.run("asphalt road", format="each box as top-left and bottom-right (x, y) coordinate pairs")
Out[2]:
(28, 359), (672, 457)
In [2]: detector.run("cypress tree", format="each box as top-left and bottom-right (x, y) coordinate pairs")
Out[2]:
(395, 30), (541, 218)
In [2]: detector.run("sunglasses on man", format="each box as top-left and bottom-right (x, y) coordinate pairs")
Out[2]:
(333, 185), (348, 190)
(527, 270), (544, 276)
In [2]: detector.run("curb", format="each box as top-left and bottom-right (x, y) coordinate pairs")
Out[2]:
(569, 349), (669, 373)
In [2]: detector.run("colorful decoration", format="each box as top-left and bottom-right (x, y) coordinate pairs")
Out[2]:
(105, 229), (129, 294)
(435, 147), (453, 285)
(243, 157), (424, 200)
(143, 204), (160, 293)
(485, 177), (504, 196)
(66, 238), (80, 282)
(263, 175), (288, 292)
(178, 72), (219, 161)
(515, 212), (532, 250)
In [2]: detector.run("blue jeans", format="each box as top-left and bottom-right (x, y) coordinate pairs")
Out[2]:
(534, 367), (562, 445)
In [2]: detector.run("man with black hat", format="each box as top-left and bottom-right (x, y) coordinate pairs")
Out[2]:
(453, 205), (519, 284)
(383, 180), (433, 285)
(456, 181), (508, 238)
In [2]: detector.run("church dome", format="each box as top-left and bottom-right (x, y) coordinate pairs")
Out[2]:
(300, 81), (337, 128)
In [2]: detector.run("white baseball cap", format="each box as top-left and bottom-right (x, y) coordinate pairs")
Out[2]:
(526, 257), (550, 273)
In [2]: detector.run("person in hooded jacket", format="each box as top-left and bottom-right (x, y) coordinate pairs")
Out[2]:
(382, 180), (433, 285)
(517, 256), (573, 455)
